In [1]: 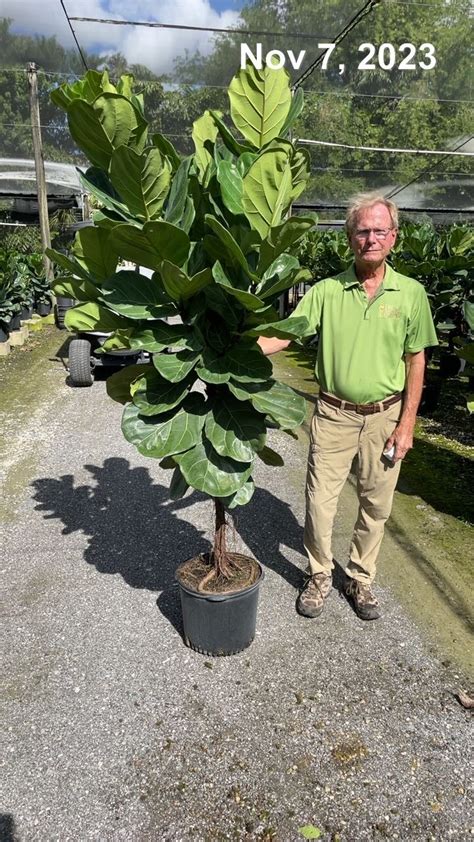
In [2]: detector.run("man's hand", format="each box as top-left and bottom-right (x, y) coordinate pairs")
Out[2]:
(384, 420), (415, 463)
(257, 336), (291, 356)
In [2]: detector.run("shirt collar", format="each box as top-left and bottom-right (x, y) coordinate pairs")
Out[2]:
(339, 262), (400, 291)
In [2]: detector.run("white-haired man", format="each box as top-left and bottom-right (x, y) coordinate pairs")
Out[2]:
(258, 194), (438, 620)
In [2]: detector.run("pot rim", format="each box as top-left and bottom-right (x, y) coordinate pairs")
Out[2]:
(176, 555), (264, 602)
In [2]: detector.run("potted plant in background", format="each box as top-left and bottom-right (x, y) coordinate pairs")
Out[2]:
(0, 276), (16, 341)
(48, 64), (314, 655)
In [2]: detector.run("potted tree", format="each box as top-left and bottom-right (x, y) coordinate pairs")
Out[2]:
(48, 65), (314, 654)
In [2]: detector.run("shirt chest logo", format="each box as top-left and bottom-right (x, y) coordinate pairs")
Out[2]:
(378, 303), (402, 319)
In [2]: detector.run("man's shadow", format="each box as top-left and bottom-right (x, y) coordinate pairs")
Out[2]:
(31, 459), (308, 635)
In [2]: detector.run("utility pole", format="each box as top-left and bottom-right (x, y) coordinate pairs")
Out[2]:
(27, 62), (53, 279)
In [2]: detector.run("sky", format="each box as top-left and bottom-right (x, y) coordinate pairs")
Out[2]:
(2, 0), (248, 75)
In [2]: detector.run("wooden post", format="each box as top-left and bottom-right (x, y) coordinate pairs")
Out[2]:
(27, 62), (53, 280)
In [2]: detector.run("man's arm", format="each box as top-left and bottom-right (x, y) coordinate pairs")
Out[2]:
(385, 350), (425, 462)
(257, 336), (291, 356)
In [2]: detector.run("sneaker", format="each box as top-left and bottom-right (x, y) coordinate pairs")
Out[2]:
(297, 571), (332, 618)
(345, 578), (381, 620)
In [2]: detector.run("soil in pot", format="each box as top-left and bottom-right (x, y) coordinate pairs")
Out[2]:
(177, 552), (260, 594)
(176, 553), (264, 656)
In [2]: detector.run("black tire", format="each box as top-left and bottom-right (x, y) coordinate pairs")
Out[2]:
(68, 339), (93, 386)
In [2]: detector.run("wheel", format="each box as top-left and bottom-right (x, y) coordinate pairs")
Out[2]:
(68, 338), (93, 386)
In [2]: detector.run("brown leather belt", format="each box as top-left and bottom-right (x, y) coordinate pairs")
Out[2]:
(319, 391), (402, 415)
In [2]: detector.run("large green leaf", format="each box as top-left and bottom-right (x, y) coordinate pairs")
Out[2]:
(152, 349), (199, 382)
(106, 364), (152, 404)
(205, 215), (258, 281)
(221, 478), (255, 509)
(109, 221), (190, 269)
(109, 146), (171, 220)
(64, 302), (132, 333)
(242, 147), (293, 238)
(97, 330), (133, 353)
(279, 87), (304, 137)
(174, 437), (252, 497)
(52, 275), (100, 302)
(100, 270), (177, 319)
(263, 267), (311, 302)
(258, 253), (299, 293)
(50, 69), (115, 109)
(257, 215), (317, 273)
(46, 247), (91, 282)
(227, 379), (306, 429)
(159, 261), (213, 302)
(210, 111), (252, 156)
(216, 160), (244, 215)
(72, 226), (118, 281)
(152, 133), (181, 171)
(205, 393), (266, 462)
(78, 167), (133, 221)
(170, 466), (190, 500)
(244, 304), (281, 328)
(196, 342), (272, 383)
(132, 369), (194, 416)
(221, 341), (273, 383)
(228, 64), (292, 149)
(244, 314), (309, 339)
(290, 147), (310, 200)
(67, 94), (147, 170)
(126, 322), (201, 353)
(196, 347), (231, 384)
(192, 110), (220, 181)
(463, 301), (474, 330)
(122, 393), (207, 458)
(213, 261), (264, 311)
(164, 156), (194, 230)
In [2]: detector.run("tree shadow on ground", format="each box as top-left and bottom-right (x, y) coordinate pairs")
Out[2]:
(0, 814), (18, 842)
(31, 459), (306, 635)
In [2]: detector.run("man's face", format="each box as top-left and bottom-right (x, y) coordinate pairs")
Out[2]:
(349, 203), (397, 267)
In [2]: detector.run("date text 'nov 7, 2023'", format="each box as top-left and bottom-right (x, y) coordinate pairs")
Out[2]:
(240, 42), (437, 75)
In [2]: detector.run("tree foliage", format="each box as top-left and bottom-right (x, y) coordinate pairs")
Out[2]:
(47, 66), (314, 537)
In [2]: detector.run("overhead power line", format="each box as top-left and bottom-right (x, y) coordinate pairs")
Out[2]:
(68, 16), (323, 39)
(60, 0), (89, 72)
(293, 0), (382, 89)
(1, 68), (472, 106)
(386, 134), (474, 199)
(298, 139), (474, 156)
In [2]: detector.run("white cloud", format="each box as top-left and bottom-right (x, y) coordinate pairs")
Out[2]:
(4, 0), (242, 75)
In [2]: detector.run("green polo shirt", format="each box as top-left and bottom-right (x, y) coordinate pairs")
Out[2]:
(291, 263), (438, 404)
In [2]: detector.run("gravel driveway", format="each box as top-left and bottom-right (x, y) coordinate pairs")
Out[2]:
(1, 328), (472, 841)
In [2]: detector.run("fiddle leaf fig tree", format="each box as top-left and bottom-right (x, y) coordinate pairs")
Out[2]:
(48, 65), (315, 586)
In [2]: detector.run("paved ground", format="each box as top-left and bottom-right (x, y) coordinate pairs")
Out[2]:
(1, 329), (473, 841)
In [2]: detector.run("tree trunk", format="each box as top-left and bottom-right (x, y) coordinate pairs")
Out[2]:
(211, 497), (233, 578)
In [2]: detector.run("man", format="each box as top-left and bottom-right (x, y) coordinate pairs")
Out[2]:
(258, 193), (438, 621)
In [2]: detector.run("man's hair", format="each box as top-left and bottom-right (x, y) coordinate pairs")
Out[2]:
(345, 192), (399, 234)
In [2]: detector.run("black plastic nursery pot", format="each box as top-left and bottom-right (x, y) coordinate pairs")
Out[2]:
(176, 555), (264, 656)
(55, 296), (76, 329)
(0, 325), (9, 342)
(36, 301), (52, 316)
(9, 313), (21, 331)
(20, 303), (33, 320)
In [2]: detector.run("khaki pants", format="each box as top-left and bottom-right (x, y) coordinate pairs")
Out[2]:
(304, 397), (402, 583)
